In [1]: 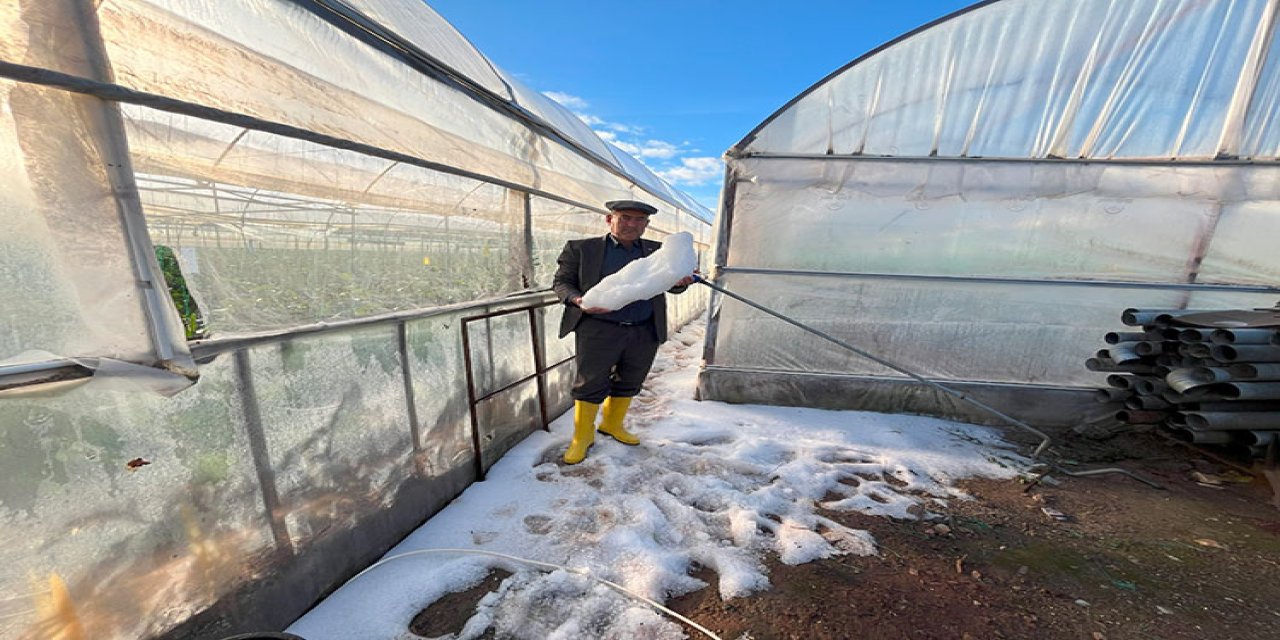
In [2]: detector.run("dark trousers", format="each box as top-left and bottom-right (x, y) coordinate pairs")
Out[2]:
(571, 317), (660, 404)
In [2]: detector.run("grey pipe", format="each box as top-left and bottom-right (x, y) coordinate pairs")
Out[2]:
(1105, 331), (1147, 344)
(1125, 395), (1172, 410)
(1155, 353), (1198, 367)
(1178, 385), (1236, 402)
(1135, 341), (1171, 356)
(1225, 363), (1280, 380)
(1178, 329), (1208, 342)
(1195, 401), (1280, 412)
(1106, 374), (1135, 389)
(1179, 343), (1213, 359)
(1166, 367), (1230, 393)
(1178, 429), (1237, 445)
(1134, 377), (1169, 395)
(1105, 343), (1143, 363)
(1251, 431), (1279, 445)
(1094, 388), (1132, 403)
(1210, 345), (1280, 362)
(1211, 328), (1277, 344)
(1224, 382), (1280, 400)
(1121, 309), (1217, 327)
(1085, 357), (1154, 374)
(1185, 411), (1280, 430)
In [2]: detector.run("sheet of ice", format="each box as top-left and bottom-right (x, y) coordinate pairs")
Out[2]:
(580, 231), (697, 311)
(288, 321), (1029, 640)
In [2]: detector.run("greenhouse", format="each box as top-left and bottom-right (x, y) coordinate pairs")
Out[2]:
(5, 0), (1280, 638)
(699, 0), (1280, 429)
(0, 1), (710, 638)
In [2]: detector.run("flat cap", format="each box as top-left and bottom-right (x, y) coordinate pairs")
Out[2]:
(604, 199), (658, 215)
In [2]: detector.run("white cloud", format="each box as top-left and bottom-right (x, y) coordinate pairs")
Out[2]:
(542, 89), (717, 197)
(656, 156), (722, 186)
(635, 140), (680, 160)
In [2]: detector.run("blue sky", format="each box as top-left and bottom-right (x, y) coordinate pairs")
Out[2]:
(430, 0), (977, 211)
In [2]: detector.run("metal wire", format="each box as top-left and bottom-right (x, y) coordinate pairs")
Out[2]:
(695, 277), (1052, 457)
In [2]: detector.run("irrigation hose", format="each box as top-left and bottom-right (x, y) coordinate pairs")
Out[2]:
(1022, 464), (1165, 492)
(347, 548), (723, 640)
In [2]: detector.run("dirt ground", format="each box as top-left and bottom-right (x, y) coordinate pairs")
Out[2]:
(411, 428), (1280, 640)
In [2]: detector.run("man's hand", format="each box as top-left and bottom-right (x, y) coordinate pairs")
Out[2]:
(673, 271), (700, 288)
(574, 296), (610, 314)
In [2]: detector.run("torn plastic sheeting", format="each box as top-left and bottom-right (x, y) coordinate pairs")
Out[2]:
(0, 351), (195, 397)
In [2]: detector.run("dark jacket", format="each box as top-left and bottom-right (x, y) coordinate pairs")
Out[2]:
(552, 235), (687, 341)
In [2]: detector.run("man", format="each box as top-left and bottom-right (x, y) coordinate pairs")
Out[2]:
(552, 199), (695, 464)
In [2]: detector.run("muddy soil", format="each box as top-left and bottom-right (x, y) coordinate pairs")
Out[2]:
(668, 429), (1280, 640)
(411, 429), (1280, 639)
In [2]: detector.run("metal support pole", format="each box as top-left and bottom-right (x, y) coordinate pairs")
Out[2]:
(233, 349), (294, 553)
(397, 322), (426, 474)
(528, 308), (550, 432)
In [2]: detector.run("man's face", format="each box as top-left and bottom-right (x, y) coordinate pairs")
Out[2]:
(607, 210), (650, 243)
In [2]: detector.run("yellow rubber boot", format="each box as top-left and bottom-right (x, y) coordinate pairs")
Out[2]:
(597, 396), (640, 445)
(564, 400), (600, 464)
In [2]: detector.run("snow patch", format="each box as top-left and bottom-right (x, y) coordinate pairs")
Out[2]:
(289, 320), (1028, 639)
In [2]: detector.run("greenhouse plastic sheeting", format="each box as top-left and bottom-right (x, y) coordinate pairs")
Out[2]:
(709, 271), (1280, 388)
(744, 0), (1280, 159)
(2, 0), (712, 367)
(95, 0), (706, 220)
(0, 13), (190, 373)
(727, 158), (1280, 286)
